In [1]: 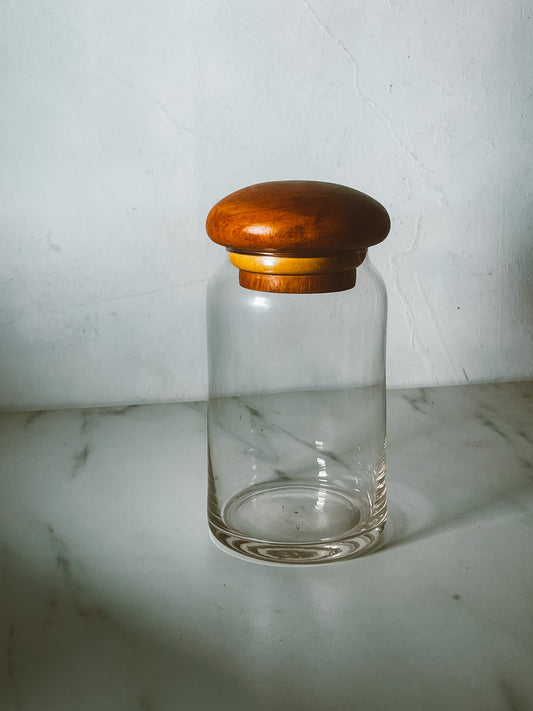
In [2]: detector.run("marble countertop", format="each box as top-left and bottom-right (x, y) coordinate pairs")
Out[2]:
(0, 381), (532, 711)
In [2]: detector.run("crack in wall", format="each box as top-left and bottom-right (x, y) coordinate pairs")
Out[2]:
(388, 216), (438, 381)
(301, 0), (459, 382)
(301, 1), (423, 169)
(300, 0), (450, 208)
(98, 65), (218, 144)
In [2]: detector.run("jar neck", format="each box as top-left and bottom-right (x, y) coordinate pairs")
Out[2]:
(228, 249), (367, 294)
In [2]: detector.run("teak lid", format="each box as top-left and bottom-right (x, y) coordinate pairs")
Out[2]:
(206, 180), (390, 294)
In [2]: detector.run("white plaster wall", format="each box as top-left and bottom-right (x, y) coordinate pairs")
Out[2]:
(1, 0), (532, 409)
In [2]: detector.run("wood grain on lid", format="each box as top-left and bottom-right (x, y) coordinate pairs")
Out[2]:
(206, 181), (390, 293)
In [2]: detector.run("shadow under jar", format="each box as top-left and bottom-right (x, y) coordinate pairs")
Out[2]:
(206, 181), (390, 564)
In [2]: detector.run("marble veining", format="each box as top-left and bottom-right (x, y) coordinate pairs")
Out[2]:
(80, 410), (92, 434)
(46, 524), (112, 623)
(242, 399), (352, 468)
(402, 387), (434, 414)
(24, 411), (45, 427)
(474, 405), (512, 440)
(71, 445), (90, 476)
(0, 382), (532, 710)
(498, 678), (529, 711)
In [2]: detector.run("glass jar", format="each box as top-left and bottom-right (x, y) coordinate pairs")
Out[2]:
(206, 181), (390, 564)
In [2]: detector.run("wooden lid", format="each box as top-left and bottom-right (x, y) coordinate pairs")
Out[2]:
(206, 181), (390, 293)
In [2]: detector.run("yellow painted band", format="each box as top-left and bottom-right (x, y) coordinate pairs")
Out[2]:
(228, 251), (366, 275)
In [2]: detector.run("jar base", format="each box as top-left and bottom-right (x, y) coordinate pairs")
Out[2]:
(209, 483), (387, 564)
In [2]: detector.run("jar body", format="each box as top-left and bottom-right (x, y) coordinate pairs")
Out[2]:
(207, 257), (387, 564)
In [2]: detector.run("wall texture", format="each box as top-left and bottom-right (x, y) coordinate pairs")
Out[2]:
(1, 0), (532, 409)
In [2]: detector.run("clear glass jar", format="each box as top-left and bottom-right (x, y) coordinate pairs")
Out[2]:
(206, 180), (390, 564)
(207, 256), (387, 564)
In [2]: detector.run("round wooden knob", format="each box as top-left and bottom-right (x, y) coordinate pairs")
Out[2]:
(206, 181), (390, 293)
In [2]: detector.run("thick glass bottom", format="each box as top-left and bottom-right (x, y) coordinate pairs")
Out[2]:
(209, 483), (387, 564)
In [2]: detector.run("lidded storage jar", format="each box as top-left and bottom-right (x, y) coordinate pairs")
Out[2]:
(206, 181), (390, 564)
